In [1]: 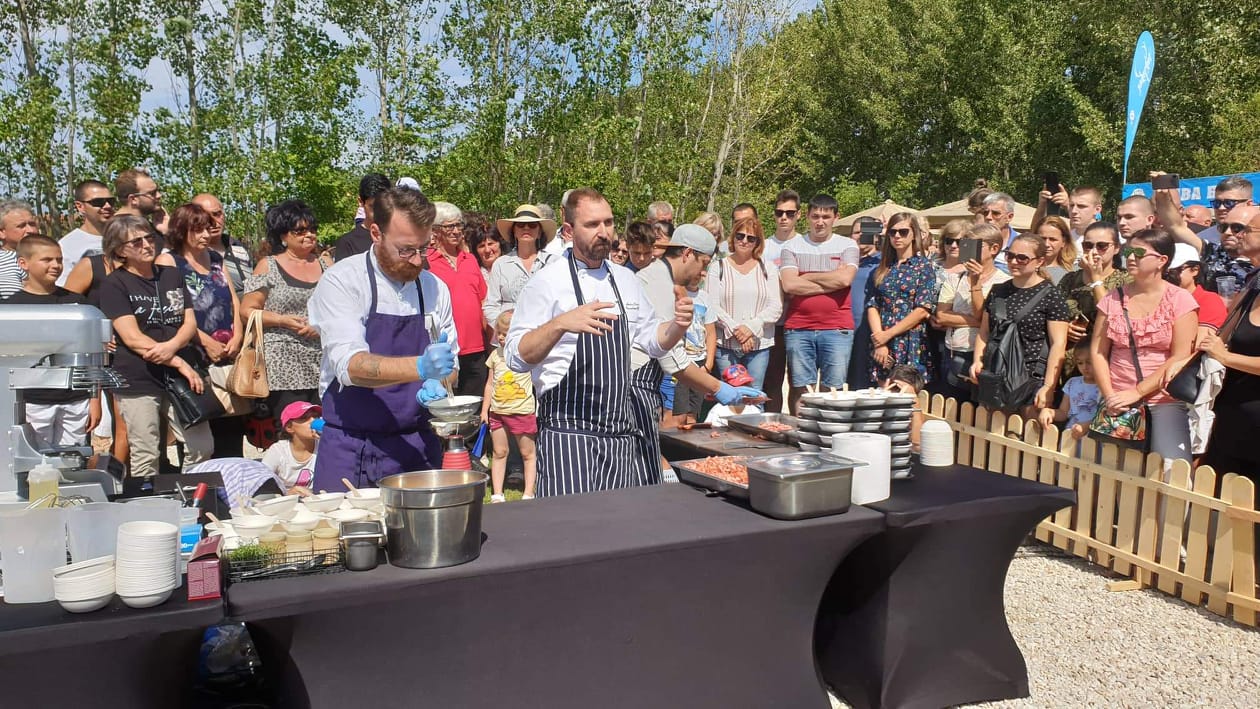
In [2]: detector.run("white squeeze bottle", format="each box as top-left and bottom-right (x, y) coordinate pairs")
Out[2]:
(26, 459), (61, 506)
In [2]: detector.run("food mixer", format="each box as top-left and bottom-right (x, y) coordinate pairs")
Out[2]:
(424, 396), (482, 470)
(0, 305), (127, 501)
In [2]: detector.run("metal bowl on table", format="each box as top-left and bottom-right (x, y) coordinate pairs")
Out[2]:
(819, 408), (855, 422)
(798, 405), (823, 419)
(379, 470), (487, 569)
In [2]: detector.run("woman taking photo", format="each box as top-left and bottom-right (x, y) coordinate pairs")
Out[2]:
(240, 200), (329, 428)
(155, 203), (245, 457)
(484, 204), (557, 324)
(932, 223), (1010, 400)
(705, 216), (781, 390)
(866, 212), (938, 382)
(970, 233), (1071, 417)
(1199, 216), (1260, 481)
(1091, 229), (1199, 463)
(1035, 216), (1078, 285)
(1058, 222), (1130, 346)
(97, 215), (212, 479)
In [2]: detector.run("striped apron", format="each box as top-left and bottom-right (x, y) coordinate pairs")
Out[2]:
(535, 255), (642, 497)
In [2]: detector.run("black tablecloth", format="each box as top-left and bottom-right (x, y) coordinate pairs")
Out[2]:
(0, 581), (223, 707)
(817, 463), (1076, 709)
(227, 484), (885, 709)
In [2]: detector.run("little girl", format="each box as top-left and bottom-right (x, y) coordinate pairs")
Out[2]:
(261, 401), (320, 491)
(1042, 340), (1101, 439)
(480, 310), (537, 502)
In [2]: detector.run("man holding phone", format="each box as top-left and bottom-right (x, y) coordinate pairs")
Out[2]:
(1034, 179), (1105, 254)
(1152, 172), (1256, 298)
(847, 217), (884, 389)
(932, 225), (1009, 401)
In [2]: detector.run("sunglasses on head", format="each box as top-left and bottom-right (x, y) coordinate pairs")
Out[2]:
(83, 197), (117, 208)
(733, 232), (760, 243)
(1212, 198), (1246, 211)
(1002, 250), (1033, 265)
(1080, 241), (1112, 252)
(773, 209), (798, 218)
(886, 227), (913, 238)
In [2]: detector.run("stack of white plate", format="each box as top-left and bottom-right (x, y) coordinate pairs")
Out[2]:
(115, 521), (179, 609)
(52, 556), (116, 613)
(920, 419), (954, 467)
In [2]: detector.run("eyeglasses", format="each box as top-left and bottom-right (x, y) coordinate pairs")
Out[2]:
(1002, 251), (1033, 265)
(123, 234), (156, 249)
(1122, 246), (1152, 259)
(941, 237), (960, 247)
(394, 245), (425, 259)
(773, 209), (798, 218)
(981, 209), (1009, 218)
(1212, 198), (1247, 211)
(289, 226), (317, 236)
(434, 222), (464, 233)
(1080, 241), (1113, 252)
(132, 188), (160, 200)
(733, 232), (760, 243)
(83, 197), (117, 208)
(886, 228), (913, 238)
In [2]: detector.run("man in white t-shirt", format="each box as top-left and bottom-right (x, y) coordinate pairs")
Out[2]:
(778, 194), (860, 414)
(57, 179), (115, 286)
(760, 188), (802, 414)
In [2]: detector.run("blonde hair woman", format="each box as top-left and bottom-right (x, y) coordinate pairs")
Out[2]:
(1034, 215), (1078, 284)
(705, 216), (781, 391)
(693, 211), (728, 257)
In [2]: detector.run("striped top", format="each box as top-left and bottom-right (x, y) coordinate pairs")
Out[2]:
(705, 257), (782, 351)
(0, 250), (25, 299)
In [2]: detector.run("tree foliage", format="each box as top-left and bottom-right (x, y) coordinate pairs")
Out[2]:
(0, 0), (1257, 241)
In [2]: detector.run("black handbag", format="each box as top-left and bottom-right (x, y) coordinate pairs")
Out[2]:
(1167, 285), (1260, 403)
(163, 366), (225, 428)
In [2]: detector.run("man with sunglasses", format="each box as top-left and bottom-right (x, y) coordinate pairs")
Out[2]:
(57, 180), (115, 286)
(114, 168), (162, 222)
(1152, 174), (1256, 297)
(980, 192), (1018, 271)
(761, 189), (802, 414)
(307, 187), (459, 489)
(1195, 176), (1253, 247)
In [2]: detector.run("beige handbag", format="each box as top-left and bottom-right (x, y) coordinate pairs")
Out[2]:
(228, 310), (270, 398)
(208, 364), (250, 416)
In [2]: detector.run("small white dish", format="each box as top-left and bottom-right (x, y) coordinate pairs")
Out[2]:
(301, 492), (345, 513)
(119, 589), (173, 609)
(58, 594), (113, 613)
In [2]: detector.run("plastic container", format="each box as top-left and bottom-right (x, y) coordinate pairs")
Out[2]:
(0, 508), (66, 603)
(26, 460), (61, 505)
(179, 507), (203, 554)
(65, 502), (125, 561)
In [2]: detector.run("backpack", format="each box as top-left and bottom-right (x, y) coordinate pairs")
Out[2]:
(977, 284), (1052, 412)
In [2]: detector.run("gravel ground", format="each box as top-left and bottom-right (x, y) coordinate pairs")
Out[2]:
(832, 543), (1260, 708)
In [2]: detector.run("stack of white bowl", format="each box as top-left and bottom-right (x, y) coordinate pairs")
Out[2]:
(794, 389), (917, 478)
(115, 521), (179, 609)
(52, 556), (116, 613)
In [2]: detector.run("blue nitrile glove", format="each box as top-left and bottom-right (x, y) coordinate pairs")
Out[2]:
(416, 379), (448, 406)
(310, 417), (325, 434)
(416, 332), (456, 381)
(714, 383), (766, 406)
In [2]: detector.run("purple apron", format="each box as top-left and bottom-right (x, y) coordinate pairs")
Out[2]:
(312, 253), (442, 489)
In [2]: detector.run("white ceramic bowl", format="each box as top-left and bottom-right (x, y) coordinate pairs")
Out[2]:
(54, 555), (115, 577)
(301, 492), (345, 513)
(120, 589), (173, 609)
(326, 508), (370, 524)
(118, 520), (180, 537)
(889, 431), (911, 443)
(205, 521), (236, 538)
(818, 392), (860, 409)
(797, 406), (822, 419)
(853, 408), (886, 420)
(229, 506), (259, 517)
(797, 431), (821, 444)
(819, 408), (855, 422)
(817, 421), (852, 434)
(59, 594), (114, 613)
(345, 488), (381, 509)
(284, 516), (320, 533)
(855, 389), (888, 406)
(230, 515), (278, 534)
(797, 418), (821, 432)
(253, 495), (300, 518)
(852, 421), (883, 432)
(882, 420), (912, 432)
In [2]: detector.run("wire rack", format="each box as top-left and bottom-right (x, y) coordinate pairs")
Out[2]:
(226, 547), (346, 583)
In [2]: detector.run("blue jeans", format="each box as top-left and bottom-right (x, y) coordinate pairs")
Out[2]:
(785, 329), (854, 389)
(714, 347), (772, 392)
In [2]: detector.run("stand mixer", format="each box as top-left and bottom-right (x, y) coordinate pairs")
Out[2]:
(424, 396), (483, 470)
(0, 305), (126, 501)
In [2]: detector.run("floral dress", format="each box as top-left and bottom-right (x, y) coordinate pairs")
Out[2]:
(242, 256), (324, 393)
(866, 254), (938, 382)
(173, 252), (234, 338)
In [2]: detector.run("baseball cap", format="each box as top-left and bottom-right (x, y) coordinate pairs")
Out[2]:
(668, 224), (717, 257)
(396, 176), (420, 191)
(722, 364), (754, 387)
(1169, 242), (1201, 269)
(281, 401), (322, 428)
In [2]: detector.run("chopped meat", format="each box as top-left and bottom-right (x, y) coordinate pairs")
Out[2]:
(686, 456), (749, 486)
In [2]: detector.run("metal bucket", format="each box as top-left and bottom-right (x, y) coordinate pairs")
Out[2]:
(379, 471), (487, 569)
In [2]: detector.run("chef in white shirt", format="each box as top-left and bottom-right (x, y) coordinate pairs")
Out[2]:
(505, 187), (690, 497)
(307, 187), (458, 489)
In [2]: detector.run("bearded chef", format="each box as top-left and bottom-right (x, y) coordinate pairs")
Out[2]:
(504, 187), (690, 496)
(308, 187), (458, 489)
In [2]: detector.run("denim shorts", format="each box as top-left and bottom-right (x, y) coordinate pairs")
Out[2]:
(785, 329), (854, 389)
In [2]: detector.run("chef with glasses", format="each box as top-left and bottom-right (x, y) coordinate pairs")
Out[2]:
(307, 186), (460, 490)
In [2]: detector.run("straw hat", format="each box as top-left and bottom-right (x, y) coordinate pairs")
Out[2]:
(496, 204), (557, 242)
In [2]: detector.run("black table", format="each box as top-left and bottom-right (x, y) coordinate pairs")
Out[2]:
(226, 484), (885, 709)
(0, 580), (223, 708)
(816, 463), (1076, 709)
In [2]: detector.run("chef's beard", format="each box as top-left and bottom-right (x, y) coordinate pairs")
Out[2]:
(375, 243), (424, 283)
(576, 237), (611, 266)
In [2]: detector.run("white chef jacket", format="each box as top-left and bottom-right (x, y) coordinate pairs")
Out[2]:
(505, 257), (671, 395)
(308, 247), (458, 396)
(632, 258), (691, 375)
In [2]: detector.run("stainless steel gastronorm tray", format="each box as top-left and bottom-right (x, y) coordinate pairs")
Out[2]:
(724, 413), (801, 444)
(674, 458), (750, 500)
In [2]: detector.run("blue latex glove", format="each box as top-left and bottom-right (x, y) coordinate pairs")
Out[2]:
(714, 383), (766, 406)
(416, 379), (448, 406)
(309, 417), (325, 434)
(416, 332), (456, 381)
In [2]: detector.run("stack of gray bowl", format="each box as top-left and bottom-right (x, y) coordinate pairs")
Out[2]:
(790, 390), (915, 477)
